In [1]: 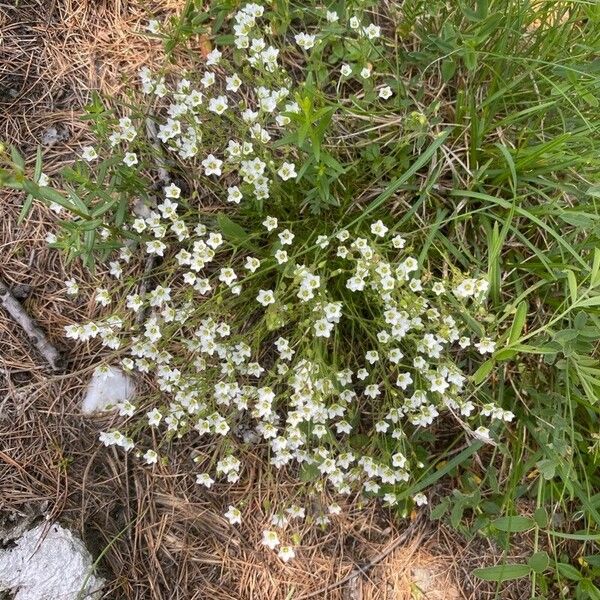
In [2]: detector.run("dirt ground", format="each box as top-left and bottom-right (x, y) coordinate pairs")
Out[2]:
(0, 2), (533, 598)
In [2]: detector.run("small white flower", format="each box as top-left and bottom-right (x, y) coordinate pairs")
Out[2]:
(278, 229), (295, 245)
(208, 95), (228, 115)
(196, 473), (215, 488)
(227, 186), (243, 204)
(65, 278), (79, 296)
(475, 337), (496, 354)
(378, 86), (393, 99)
(202, 154), (223, 176)
(245, 256), (261, 272)
(224, 505), (242, 525)
(263, 216), (278, 231)
(413, 492), (428, 506)
(326, 10), (339, 23)
(206, 48), (222, 66)
(363, 24), (381, 39)
(81, 146), (98, 162)
(164, 183), (181, 199)
(340, 64), (352, 77)
(349, 16), (360, 29)
(143, 450), (158, 465)
(226, 73), (242, 92)
(295, 32), (316, 50)
(360, 66), (372, 79)
(278, 545), (295, 562)
(38, 172), (50, 187)
(277, 162), (297, 181)
(370, 220), (388, 237)
(147, 408), (162, 427)
(275, 249), (288, 264)
(201, 71), (216, 87)
(262, 530), (280, 549)
(146, 19), (160, 34)
(257, 289), (275, 306)
(123, 152), (138, 167)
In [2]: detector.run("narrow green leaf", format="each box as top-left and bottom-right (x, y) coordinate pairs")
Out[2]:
(508, 301), (528, 345)
(473, 359), (495, 384)
(566, 269), (578, 304)
(473, 564), (531, 582)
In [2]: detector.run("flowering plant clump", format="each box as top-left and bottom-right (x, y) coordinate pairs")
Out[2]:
(34, 3), (513, 558)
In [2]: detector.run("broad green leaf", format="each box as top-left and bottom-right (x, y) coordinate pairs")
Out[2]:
(528, 551), (549, 574)
(473, 564), (531, 582)
(492, 515), (535, 533)
(534, 507), (548, 528)
(217, 214), (251, 247)
(557, 563), (582, 581)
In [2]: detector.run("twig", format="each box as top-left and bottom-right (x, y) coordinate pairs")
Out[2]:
(297, 515), (424, 600)
(0, 278), (64, 372)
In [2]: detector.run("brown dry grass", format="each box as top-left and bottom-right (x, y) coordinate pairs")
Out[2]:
(0, 2), (536, 599)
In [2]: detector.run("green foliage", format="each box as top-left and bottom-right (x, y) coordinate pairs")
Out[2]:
(5, 0), (600, 595)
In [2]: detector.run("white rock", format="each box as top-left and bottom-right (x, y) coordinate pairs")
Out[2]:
(82, 365), (135, 414)
(0, 522), (105, 600)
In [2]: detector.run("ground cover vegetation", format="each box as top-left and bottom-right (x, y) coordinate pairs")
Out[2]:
(2, 0), (600, 597)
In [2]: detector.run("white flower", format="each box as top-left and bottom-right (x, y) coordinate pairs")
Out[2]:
(340, 64), (352, 77)
(38, 172), (50, 187)
(123, 152), (138, 167)
(146, 240), (166, 256)
(349, 16), (360, 29)
(201, 71), (216, 87)
(81, 146), (98, 162)
(277, 162), (297, 181)
(196, 473), (214, 488)
(473, 426), (494, 444)
(227, 186), (243, 204)
(146, 19), (160, 34)
(208, 95), (228, 115)
(206, 48), (222, 66)
(360, 66), (372, 79)
(370, 220), (388, 237)
(475, 338), (496, 354)
(391, 234), (406, 249)
(263, 216), (278, 231)
(257, 289), (275, 306)
(143, 450), (158, 465)
(363, 24), (381, 39)
(278, 545), (295, 562)
(275, 249), (288, 264)
(378, 86), (393, 99)
(326, 10), (339, 23)
(413, 492), (428, 506)
(295, 32), (316, 50)
(245, 256), (261, 272)
(147, 408), (162, 427)
(164, 183), (181, 199)
(396, 372), (413, 390)
(226, 74), (242, 92)
(278, 229), (295, 245)
(224, 505), (242, 525)
(65, 278), (79, 296)
(202, 154), (223, 176)
(262, 530), (280, 549)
